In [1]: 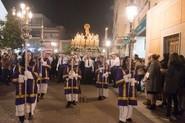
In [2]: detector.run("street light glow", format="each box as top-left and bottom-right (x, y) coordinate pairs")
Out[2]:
(12, 7), (16, 16)
(54, 49), (58, 53)
(126, 5), (138, 22)
(26, 43), (30, 47)
(51, 42), (57, 47)
(28, 11), (33, 19)
(105, 40), (111, 47)
(17, 11), (22, 18)
(20, 3), (26, 10)
(38, 48), (42, 51)
(102, 49), (106, 53)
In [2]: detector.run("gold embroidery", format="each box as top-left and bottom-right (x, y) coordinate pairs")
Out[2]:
(123, 82), (126, 98)
(64, 87), (79, 90)
(16, 93), (37, 98)
(19, 83), (22, 95)
(116, 79), (124, 84)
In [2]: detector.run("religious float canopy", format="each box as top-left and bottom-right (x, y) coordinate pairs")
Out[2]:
(71, 24), (100, 52)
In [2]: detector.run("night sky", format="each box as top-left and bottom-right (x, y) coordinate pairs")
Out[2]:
(2, 0), (114, 39)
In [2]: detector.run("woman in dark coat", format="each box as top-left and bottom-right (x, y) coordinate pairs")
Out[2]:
(178, 55), (185, 115)
(144, 54), (161, 110)
(164, 53), (182, 120)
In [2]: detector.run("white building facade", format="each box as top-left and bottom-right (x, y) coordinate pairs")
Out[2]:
(113, 0), (159, 58)
(0, 0), (7, 21)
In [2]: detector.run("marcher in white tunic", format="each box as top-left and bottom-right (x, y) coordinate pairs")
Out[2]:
(116, 67), (137, 123)
(63, 57), (81, 108)
(12, 52), (38, 123)
(96, 57), (110, 100)
(40, 54), (51, 99)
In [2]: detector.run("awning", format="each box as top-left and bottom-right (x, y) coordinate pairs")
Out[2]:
(134, 16), (146, 36)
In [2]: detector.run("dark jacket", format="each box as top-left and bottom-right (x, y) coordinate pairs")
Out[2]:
(146, 60), (162, 93)
(164, 64), (182, 94)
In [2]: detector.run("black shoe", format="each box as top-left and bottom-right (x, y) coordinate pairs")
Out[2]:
(166, 113), (170, 117)
(118, 121), (126, 123)
(6, 83), (10, 86)
(98, 96), (102, 100)
(102, 96), (106, 100)
(179, 109), (185, 115)
(19, 116), (25, 123)
(37, 97), (40, 102)
(147, 104), (156, 110)
(28, 113), (33, 120)
(126, 118), (132, 122)
(169, 115), (177, 121)
(40, 93), (45, 99)
(66, 102), (72, 108)
(72, 101), (77, 105)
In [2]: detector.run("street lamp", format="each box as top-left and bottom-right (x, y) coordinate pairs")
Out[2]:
(13, 2), (32, 68)
(26, 43), (30, 47)
(54, 49), (58, 53)
(51, 41), (57, 47)
(105, 39), (111, 58)
(126, 5), (138, 23)
(126, 3), (138, 74)
(102, 48), (106, 53)
(105, 40), (111, 48)
(51, 41), (57, 54)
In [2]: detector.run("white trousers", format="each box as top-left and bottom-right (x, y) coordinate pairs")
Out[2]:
(97, 88), (109, 97)
(37, 84), (41, 94)
(40, 83), (48, 94)
(66, 94), (78, 102)
(16, 99), (37, 116)
(119, 106), (133, 122)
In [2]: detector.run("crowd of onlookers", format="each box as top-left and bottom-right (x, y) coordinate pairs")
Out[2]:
(140, 53), (185, 121)
(0, 50), (19, 85)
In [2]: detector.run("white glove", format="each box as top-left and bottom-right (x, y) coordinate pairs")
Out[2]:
(18, 75), (25, 83)
(39, 73), (42, 77)
(131, 78), (136, 86)
(25, 70), (34, 79)
(43, 61), (47, 66)
(124, 74), (131, 82)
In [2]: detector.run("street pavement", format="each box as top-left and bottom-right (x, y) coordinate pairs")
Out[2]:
(0, 82), (184, 123)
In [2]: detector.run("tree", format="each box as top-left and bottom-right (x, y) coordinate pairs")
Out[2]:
(0, 14), (23, 49)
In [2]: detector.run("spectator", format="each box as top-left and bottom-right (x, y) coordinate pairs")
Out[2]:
(164, 53), (182, 121)
(134, 58), (146, 92)
(177, 55), (185, 115)
(2, 53), (11, 85)
(50, 55), (58, 79)
(159, 53), (169, 107)
(144, 54), (162, 110)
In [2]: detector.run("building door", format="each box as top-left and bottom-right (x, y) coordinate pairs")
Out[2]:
(163, 33), (180, 54)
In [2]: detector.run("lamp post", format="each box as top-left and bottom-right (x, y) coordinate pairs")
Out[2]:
(51, 41), (57, 54)
(13, 3), (33, 70)
(12, 2), (32, 117)
(126, 3), (138, 74)
(105, 39), (111, 58)
(105, 27), (108, 42)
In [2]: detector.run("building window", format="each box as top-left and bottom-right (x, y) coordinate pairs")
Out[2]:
(31, 29), (41, 38)
(163, 33), (181, 54)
